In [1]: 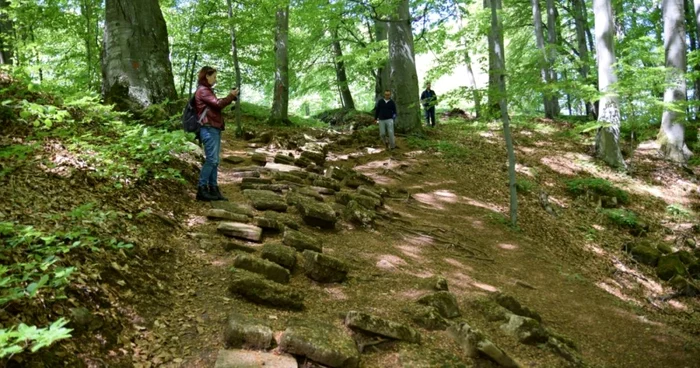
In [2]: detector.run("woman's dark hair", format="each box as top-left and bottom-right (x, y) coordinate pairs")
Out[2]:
(197, 66), (217, 85)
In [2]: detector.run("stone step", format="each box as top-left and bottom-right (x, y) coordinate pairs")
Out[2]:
(244, 189), (288, 212)
(229, 269), (304, 310)
(224, 313), (273, 349)
(206, 209), (250, 223)
(279, 318), (359, 368)
(233, 254), (290, 284)
(283, 229), (322, 253)
(303, 250), (348, 283)
(261, 243), (297, 270)
(345, 311), (421, 343)
(217, 222), (263, 242)
(214, 349), (297, 368)
(417, 291), (461, 319)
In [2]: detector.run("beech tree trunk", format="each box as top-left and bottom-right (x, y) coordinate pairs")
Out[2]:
(572, 0), (594, 117)
(531, 0), (557, 118)
(484, 0), (504, 117)
(659, 0), (692, 162)
(593, 0), (626, 168)
(488, 0), (518, 226)
(0, 0), (13, 65)
(270, 6), (290, 124)
(101, 0), (177, 111)
(228, 0), (243, 136)
(374, 20), (391, 101)
(456, 8), (481, 118)
(545, 0), (560, 117)
(332, 29), (355, 110)
(388, 0), (421, 134)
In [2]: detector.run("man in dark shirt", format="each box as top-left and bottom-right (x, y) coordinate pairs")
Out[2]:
(420, 82), (438, 127)
(374, 89), (397, 150)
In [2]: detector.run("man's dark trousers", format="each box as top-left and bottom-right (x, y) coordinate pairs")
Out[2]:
(425, 107), (436, 127)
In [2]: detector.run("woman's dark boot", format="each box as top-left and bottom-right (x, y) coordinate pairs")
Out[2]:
(196, 185), (217, 201)
(210, 186), (228, 201)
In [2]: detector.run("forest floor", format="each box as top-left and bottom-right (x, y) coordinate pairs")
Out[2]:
(3, 102), (700, 368)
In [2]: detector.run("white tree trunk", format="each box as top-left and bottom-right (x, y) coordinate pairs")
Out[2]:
(101, 0), (177, 111)
(593, 0), (626, 168)
(484, 0), (504, 117)
(388, 0), (422, 134)
(271, 6), (290, 124)
(659, 0), (692, 162)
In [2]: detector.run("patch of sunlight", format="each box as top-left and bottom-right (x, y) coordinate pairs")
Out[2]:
(637, 315), (665, 327)
(471, 219), (484, 229)
(596, 281), (640, 305)
(209, 258), (229, 267)
(355, 159), (402, 171)
(548, 195), (569, 208)
(324, 287), (348, 300)
(186, 215), (207, 228)
(411, 270), (434, 278)
(449, 272), (475, 289)
(461, 196), (505, 213)
(413, 193), (445, 210)
(472, 282), (499, 292)
(583, 242), (605, 255)
(378, 254), (408, 266)
(611, 258), (664, 295)
(400, 289), (424, 298)
(407, 180), (458, 190)
(376, 260), (399, 271)
(264, 162), (300, 172)
(515, 164), (535, 177)
(434, 190), (459, 203)
(443, 258), (473, 271)
(541, 155), (582, 175)
(497, 243), (518, 250)
(404, 150), (425, 157)
(396, 244), (423, 260)
(520, 130), (534, 136)
(667, 300), (688, 310)
(592, 224), (605, 231)
(217, 170), (246, 184)
(517, 146), (536, 154)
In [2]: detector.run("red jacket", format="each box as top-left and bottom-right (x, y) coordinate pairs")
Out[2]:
(194, 82), (236, 130)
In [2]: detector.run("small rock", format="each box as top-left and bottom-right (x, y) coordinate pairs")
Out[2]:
(494, 293), (542, 322)
(303, 250), (348, 283)
(218, 222), (263, 242)
(343, 200), (375, 226)
(668, 275), (700, 295)
(500, 314), (549, 345)
(222, 241), (259, 253)
(404, 305), (450, 331)
(448, 322), (521, 368)
(657, 254), (688, 281)
(300, 150), (326, 166)
(546, 337), (584, 366)
(686, 238), (697, 248)
(417, 291), (461, 319)
(251, 153), (268, 166)
(229, 269), (303, 310)
(261, 243), (297, 270)
(345, 311), (421, 343)
(432, 276), (449, 291)
(283, 229), (322, 253)
(254, 217), (285, 232)
(294, 187), (325, 202)
(335, 192), (380, 210)
(275, 172), (304, 184)
(294, 155), (313, 168)
(279, 318), (359, 368)
(244, 189), (288, 212)
(214, 349), (297, 368)
(211, 202), (254, 217)
(234, 254), (290, 284)
(675, 250), (695, 265)
(265, 163), (301, 172)
(471, 298), (510, 322)
(313, 177), (341, 192)
(274, 153), (296, 165)
(206, 209), (249, 223)
(241, 177), (272, 185)
(224, 313), (273, 349)
(295, 196), (337, 229)
(326, 166), (350, 181)
(631, 245), (662, 266)
(264, 211), (300, 230)
(223, 156), (246, 165)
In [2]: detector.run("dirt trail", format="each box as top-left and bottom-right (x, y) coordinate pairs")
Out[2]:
(135, 128), (700, 368)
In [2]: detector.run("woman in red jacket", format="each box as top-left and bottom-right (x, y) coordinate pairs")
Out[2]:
(195, 66), (239, 201)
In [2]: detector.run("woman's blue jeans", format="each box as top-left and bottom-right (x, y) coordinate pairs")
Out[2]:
(198, 126), (221, 187)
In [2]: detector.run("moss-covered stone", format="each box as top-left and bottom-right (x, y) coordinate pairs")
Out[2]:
(279, 318), (359, 368)
(417, 291), (461, 319)
(357, 186), (383, 201)
(294, 196), (337, 229)
(343, 200), (375, 227)
(668, 275), (700, 295)
(217, 222), (263, 242)
(253, 217), (285, 232)
(275, 172), (304, 184)
(448, 322), (520, 368)
(546, 337), (585, 367)
(224, 312), (273, 349)
(222, 155), (245, 164)
(688, 262), (700, 279)
(274, 153), (295, 165)
(656, 254), (687, 281)
(211, 201), (254, 217)
(495, 293), (542, 322)
(345, 311), (421, 343)
(264, 211), (300, 230)
(335, 192), (380, 209)
(283, 229), (322, 253)
(303, 250), (348, 283)
(500, 314), (549, 345)
(404, 304), (450, 331)
(233, 254), (290, 284)
(261, 242), (297, 270)
(631, 245), (661, 267)
(313, 177), (341, 192)
(657, 243), (673, 255)
(300, 150), (326, 166)
(243, 189), (288, 212)
(326, 166), (351, 181)
(228, 269), (303, 310)
(294, 155), (313, 168)
(251, 153), (268, 166)
(240, 183), (288, 192)
(206, 209), (250, 223)
(241, 177), (272, 185)
(471, 297), (510, 322)
(294, 187), (325, 202)
(675, 250), (695, 265)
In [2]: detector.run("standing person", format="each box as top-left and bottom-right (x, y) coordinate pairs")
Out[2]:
(194, 66), (239, 201)
(421, 82), (438, 127)
(374, 89), (397, 150)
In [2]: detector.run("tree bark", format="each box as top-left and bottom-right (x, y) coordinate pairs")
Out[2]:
(80, 0), (96, 88)
(531, 0), (556, 118)
(101, 0), (177, 111)
(270, 5), (290, 124)
(374, 20), (391, 102)
(659, 0), (692, 162)
(456, 8), (481, 118)
(572, 0), (594, 117)
(488, 0), (518, 227)
(228, 0), (243, 136)
(388, 0), (422, 134)
(692, 0), (700, 116)
(484, 0), (504, 117)
(332, 29), (355, 110)
(0, 0), (12, 65)
(545, 0), (560, 117)
(593, 0), (626, 168)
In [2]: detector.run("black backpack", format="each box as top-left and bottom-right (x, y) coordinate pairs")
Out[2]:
(182, 95), (208, 135)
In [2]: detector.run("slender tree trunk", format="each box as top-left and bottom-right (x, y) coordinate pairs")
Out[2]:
(388, 0), (422, 134)
(29, 27), (41, 82)
(0, 0), (12, 65)
(271, 5), (290, 124)
(228, 0), (243, 136)
(582, 0), (595, 57)
(332, 29), (355, 110)
(531, 0), (556, 118)
(484, 0), (504, 117)
(181, 53), (191, 96)
(374, 20), (391, 101)
(80, 0), (95, 88)
(593, 0), (626, 168)
(456, 8), (481, 118)
(692, 0), (700, 116)
(545, 0), (560, 117)
(101, 0), (178, 111)
(659, 0), (692, 162)
(572, 0), (594, 117)
(188, 54), (198, 95)
(487, 0), (518, 226)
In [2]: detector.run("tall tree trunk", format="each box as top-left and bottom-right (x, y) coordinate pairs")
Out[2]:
(692, 0), (700, 117)
(181, 53), (191, 96)
(228, 0), (243, 136)
(332, 29), (355, 110)
(80, 0), (95, 88)
(484, 0), (504, 117)
(101, 0), (177, 111)
(531, 0), (556, 118)
(593, 0), (626, 168)
(374, 20), (391, 101)
(582, 0), (595, 57)
(488, 0), (518, 227)
(0, 0), (12, 65)
(188, 54), (198, 95)
(388, 0), (422, 134)
(545, 0), (560, 117)
(270, 5), (290, 124)
(572, 0), (594, 117)
(659, 0), (692, 162)
(465, 50), (482, 118)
